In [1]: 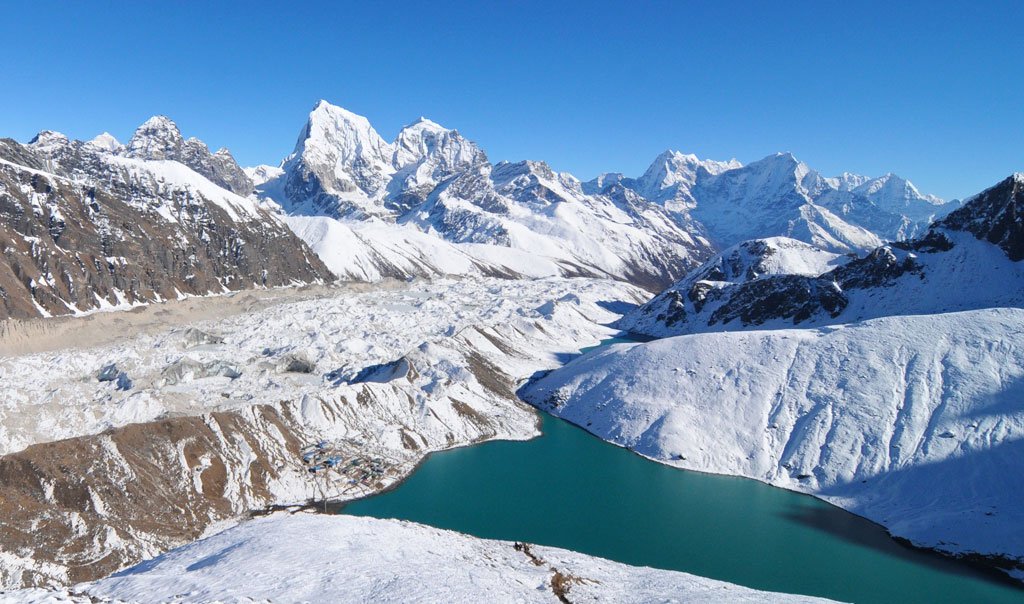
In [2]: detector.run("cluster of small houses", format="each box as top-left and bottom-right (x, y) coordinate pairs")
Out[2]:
(301, 441), (387, 487)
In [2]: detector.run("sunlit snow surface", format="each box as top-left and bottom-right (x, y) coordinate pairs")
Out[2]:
(0, 277), (644, 456)
(523, 307), (1024, 565)
(5, 515), (835, 604)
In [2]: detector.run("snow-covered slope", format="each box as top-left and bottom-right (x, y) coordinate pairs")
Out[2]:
(524, 175), (1024, 578)
(621, 175), (1024, 338)
(522, 308), (1024, 572)
(53, 514), (831, 604)
(686, 153), (882, 251)
(284, 215), (570, 281)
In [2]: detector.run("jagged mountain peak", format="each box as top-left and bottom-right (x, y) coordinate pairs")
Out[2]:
(120, 115), (253, 195)
(26, 130), (71, 156)
(830, 171), (872, 190)
(126, 115), (185, 160)
(293, 100), (393, 175)
(301, 101), (389, 153)
(392, 115), (486, 170)
(632, 149), (741, 206)
(709, 151), (824, 199)
(402, 116), (447, 133)
(853, 172), (944, 206)
(491, 159), (560, 184)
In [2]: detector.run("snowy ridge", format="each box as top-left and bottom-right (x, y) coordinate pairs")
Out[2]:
(284, 216), (570, 281)
(606, 150), (956, 250)
(0, 136), (331, 319)
(41, 514), (832, 604)
(622, 216), (1024, 339)
(525, 175), (1024, 577)
(522, 308), (1024, 570)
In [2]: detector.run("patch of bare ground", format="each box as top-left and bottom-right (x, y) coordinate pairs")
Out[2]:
(513, 542), (596, 604)
(0, 404), (321, 588)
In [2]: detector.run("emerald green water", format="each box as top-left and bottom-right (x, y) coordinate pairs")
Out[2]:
(343, 343), (1023, 603)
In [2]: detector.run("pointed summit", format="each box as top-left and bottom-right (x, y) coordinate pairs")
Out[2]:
(392, 115), (485, 173)
(85, 132), (122, 153)
(278, 100), (397, 218)
(121, 115), (251, 195)
(295, 100), (393, 170)
(27, 130), (71, 155)
(126, 115), (185, 160)
(633, 149), (741, 206)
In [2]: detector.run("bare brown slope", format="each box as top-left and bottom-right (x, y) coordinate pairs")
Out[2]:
(0, 139), (332, 319)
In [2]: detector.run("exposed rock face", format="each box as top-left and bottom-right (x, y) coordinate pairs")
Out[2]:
(124, 116), (253, 195)
(0, 137), (331, 319)
(934, 173), (1023, 261)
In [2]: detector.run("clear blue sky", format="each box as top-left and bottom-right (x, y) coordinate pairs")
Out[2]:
(1, 1), (1020, 200)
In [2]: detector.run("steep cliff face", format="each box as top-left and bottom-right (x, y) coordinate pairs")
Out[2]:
(0, 137), (331, 320)
(934, 173), (1023, 261)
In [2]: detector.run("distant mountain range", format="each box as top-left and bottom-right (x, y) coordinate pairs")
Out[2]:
(0, 100), (972, 318)
(620, 173), (1024, 337)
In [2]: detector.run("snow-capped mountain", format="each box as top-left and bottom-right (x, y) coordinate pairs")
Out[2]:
(0, 122), (331, 319)
(598, 150), (958, 252)
(688, 152), (883, 251)
(620, 174), (1024, 338)
(259, 101), (716, 289)
(586, 150), (742, 211)
(124, 115), (253, 195)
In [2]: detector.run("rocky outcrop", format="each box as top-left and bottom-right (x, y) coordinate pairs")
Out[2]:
(0, 137), (331, 319)
(934, 173), (1023, 261)
(124, 116), (253, 195)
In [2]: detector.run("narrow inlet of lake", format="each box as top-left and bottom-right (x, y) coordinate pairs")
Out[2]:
(343, 341), (1022, 603)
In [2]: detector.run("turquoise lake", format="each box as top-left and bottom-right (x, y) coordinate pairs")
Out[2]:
(343, 341), (1023, 603)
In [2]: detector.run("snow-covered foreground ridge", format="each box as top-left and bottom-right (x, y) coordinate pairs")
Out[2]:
(522, 308), (1024, 574)
(0, 277), (646, 589)
(6, 515), (836, 604)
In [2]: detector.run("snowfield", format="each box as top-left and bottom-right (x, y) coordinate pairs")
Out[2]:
(522, 308), (1024, 570)
(4, 514), (835, 604)
(0, 276), (651, 589)
(0, 277), (643, 456)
